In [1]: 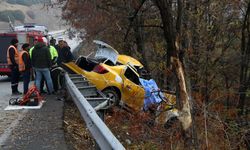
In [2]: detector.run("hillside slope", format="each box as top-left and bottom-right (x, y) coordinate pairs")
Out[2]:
(0, 0), (65, 32)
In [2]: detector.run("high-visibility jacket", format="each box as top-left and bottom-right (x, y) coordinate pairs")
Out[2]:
(30, 45), (58, 60)
(29, 46), (34, 57)
(7, 45), (19, 65)
(49, 45), (58, 60)
(18, 51), (29, 72)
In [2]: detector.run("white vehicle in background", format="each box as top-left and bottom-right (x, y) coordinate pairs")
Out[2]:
(14, 23), (48, 36)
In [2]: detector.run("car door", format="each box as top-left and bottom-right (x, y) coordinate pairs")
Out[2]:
(120, 65), (145, 111)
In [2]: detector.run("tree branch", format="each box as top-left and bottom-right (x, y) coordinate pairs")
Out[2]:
(134, 24), (163, 28)
(123, 0), (147, 42)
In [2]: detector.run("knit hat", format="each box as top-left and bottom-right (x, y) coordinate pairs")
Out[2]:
(22, 43), (30, 50)
(11, 38), (18, 45)
(37, 37), (44, 43)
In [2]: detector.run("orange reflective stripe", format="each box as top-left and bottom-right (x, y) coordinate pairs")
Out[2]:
(18, 51), (29, 71)
(7, 45), (19, 65)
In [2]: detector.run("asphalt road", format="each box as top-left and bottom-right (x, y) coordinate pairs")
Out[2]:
(0, 76), (70, 150)
(0, 76), (27, 146)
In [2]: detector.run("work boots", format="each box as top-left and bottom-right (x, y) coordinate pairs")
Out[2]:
(12, 85), (22, 95)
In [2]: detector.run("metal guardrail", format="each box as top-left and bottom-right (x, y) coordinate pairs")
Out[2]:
(65, 73), (125, 150)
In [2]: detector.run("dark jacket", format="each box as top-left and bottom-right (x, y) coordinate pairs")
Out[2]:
(31, 43), (52, 68)
(57, 46), (74, 65)
(54, 44), (61, 52)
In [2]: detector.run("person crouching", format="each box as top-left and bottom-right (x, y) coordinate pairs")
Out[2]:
(19, 43), (31, 94)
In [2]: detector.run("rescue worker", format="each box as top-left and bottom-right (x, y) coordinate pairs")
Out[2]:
(29, 37), (48, 93)
(55, 38), (65, 65)
(30, 37), (58, 93)
(19, 43), (31, 94)
(29, 37), (38, 55)
(7, 38), (21, 95)
(30, 37), (58, 63)
(62, 41), (74, 62)
(54, 37), (64, 52)
(39, 38), (59, 93)
(49, 38), (58, 65)
(50, 37), (56, 46)
(31, 37), (54, 94)
(57, 40), (74, 65)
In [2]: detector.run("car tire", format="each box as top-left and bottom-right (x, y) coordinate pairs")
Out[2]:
(102, 89), (120, 106)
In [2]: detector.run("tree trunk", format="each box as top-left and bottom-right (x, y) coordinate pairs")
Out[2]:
(133, 14), (149, 71)
(238, 2), (250, 116)
(172, 57), (192, 130)
(153, 0), (192, 130)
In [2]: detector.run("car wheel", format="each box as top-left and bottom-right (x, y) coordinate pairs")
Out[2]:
(102, 89), (120, 106)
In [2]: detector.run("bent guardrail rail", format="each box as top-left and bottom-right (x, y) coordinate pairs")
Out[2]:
(65, 73), (125, 150)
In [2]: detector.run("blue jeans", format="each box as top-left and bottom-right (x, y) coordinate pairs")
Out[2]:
(34, 68), (54, 93)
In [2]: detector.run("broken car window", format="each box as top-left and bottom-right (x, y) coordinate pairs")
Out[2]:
(124, 67), (140, 85)
(76, 56), (98, 72)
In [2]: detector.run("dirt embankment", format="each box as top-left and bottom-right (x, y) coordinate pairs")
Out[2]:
(63, 99), (181, 150)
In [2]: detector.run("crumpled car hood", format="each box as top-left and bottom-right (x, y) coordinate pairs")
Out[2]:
(93, 40), (119, 65)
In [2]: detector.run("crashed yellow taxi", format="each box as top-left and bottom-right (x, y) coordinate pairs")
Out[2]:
(63, 40), (145, 111)
(63, 40), (177, 120)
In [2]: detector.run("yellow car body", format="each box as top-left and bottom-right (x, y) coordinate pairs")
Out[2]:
(63, 40), (176, 113)
(117, 55), (143, 69)
(63, 60), (145, 111)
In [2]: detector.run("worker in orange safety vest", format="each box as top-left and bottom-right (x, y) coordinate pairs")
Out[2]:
(19, 43), (31, 94)
(7, 38), (21, 95)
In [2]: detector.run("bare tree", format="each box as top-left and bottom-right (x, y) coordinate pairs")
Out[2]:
(238, 1), (250, 116)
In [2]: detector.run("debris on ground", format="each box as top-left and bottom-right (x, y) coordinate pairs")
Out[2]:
(63, 100), (182, 150)
(64, 100), (96, 150)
